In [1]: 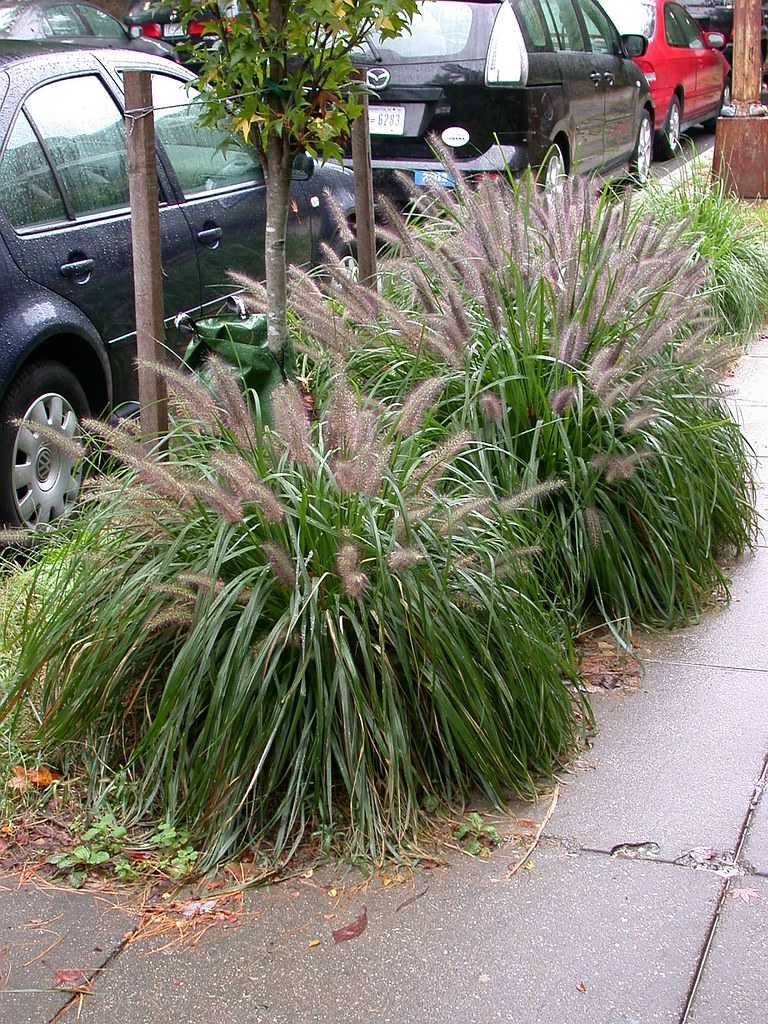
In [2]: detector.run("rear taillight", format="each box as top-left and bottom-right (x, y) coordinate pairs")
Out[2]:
(485, 2), (528, 87)
(635, 57), (657, 84)
(140, 22), (162, 38)
(188, 20), (206, 36)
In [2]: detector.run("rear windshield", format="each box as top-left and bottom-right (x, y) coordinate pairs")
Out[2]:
(364, 0), (496, 63)
(599, 0), (656, 39)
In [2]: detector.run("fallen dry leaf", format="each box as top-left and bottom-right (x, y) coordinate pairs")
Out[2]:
(576, 981), (587, 994)
(382, 876), (394, 887)
(53, 969), (90, 991)
(180, 899), (216, 919)
(307, 939), (321, 949)
(729, 887), (762, 905)
(332, 907), (368, 944)
(687, 847), (717, 865)
(8, 766), (63, 792)
(328, 887), (338, 898)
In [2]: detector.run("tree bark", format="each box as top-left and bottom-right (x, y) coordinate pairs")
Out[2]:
(732, 0), (763, 114)
(264, 134), (292, 355)
(350, 90), (377, 289)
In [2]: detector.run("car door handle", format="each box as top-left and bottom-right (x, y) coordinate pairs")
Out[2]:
(196, 225), (223, 248)
(589, 71), (602, 88)
(60, 257), (95, 279)
(603, 73), (615, 86)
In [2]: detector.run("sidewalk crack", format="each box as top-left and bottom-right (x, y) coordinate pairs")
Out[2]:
(47, 918), (141, 1024)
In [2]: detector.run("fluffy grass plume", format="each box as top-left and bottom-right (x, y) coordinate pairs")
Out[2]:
(277, 174), (756, 635)
(0, 364), (585, 866)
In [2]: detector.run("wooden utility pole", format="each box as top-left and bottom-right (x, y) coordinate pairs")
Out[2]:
(731, 0), (763, 114)
(350, 90), (377, 288)
(124, 70), (169, 440)
(713, 0), (768, 197)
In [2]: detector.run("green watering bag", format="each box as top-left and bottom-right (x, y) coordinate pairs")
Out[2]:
(184, 314), (296, 426)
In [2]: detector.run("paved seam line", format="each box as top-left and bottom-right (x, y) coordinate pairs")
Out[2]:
(640, 657), (768, 675)
(678, 750), (768, 1024)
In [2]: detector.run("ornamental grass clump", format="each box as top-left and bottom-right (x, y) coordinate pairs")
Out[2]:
(637, 165), (768, 343)
(1, 361), (583, 865)
(273, 166), (756, 634)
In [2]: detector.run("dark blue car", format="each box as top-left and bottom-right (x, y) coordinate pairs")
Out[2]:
(0, 41), (355, 527)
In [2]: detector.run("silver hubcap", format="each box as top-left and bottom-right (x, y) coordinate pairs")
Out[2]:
(12, 393), (82, 527)
(636, 118), (653, 182)
(668, 102), (681, 148)
(544, 148), (566, 194)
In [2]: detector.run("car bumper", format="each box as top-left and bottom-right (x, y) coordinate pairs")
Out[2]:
(346, 143), (529, 174)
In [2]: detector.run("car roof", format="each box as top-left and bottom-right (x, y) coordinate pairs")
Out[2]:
(0, 38), (175, 70)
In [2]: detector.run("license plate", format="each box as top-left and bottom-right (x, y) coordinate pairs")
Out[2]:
(163, 22), (186, 37)
(414, 169), (456, 189)
(369, 105), (406, 136)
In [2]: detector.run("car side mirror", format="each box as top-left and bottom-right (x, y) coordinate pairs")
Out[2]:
(128, 25), (141, 38)
(292, 153), (315, 181)
(621, 34), (648, 58)
(706, 31), (726, 50)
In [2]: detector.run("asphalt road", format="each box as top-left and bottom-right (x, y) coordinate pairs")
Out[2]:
(651, 124), (716, 180)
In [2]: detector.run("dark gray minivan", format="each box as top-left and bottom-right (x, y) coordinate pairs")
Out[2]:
(358, 0), (653, 191)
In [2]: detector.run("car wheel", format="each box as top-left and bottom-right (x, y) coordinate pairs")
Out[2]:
(0, 361), (89, 529)
(630, 111), (653, 186)
(539, 144), (567, 194)
(655, 95), (682, 160)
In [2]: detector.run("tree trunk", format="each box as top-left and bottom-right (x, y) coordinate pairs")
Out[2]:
(264, 134), (292, 355)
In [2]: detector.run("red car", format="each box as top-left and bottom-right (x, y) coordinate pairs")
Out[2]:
(601, 0), (729, 159)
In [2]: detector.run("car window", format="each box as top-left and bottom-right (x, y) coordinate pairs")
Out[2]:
(0, 5), (23, 34)
(516, 0), (551, 51)
(665, 2), (703, 48)
(151, 74), (264, 196)
(599, 0), (656, 38)
(25, 76), (130, 217)
(77, 4), (126, 38)
(578, 0), (618, 54)
(675, 4), (704, 47)
(42, 4), (85, 35)
(0, 110), (68, 229)
(539, 0), (585, 51)
(365, 0), (476, 59)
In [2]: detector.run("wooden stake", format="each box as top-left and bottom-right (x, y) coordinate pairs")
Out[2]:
(350, 90), (377, 288)
(124, 70), (168, 441)
(731, 0), (763, 115)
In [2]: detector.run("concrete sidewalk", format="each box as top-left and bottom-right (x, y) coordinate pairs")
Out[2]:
(2, 340), (767, 1024)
